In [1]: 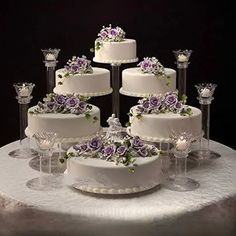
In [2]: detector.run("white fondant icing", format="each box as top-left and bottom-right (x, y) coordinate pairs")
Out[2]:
(121, 67), (176, 96)
(26, 105), (101, 139)
(93, 39), (137, 63)
(129, 106), (202, 142)
(67, 152), (162, 194)
(54, 67), (112, 96)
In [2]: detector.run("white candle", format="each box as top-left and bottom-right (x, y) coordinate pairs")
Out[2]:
(46, 53), (56, 61)
(201, 88), (211, 97)
(176, 138), (188, 151)
(40, 140), (51, 150)
(19, 84), (30, 97)
(178, 54), (188, 62)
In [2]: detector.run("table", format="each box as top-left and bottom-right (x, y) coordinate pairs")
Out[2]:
(0, 140), (236, 236)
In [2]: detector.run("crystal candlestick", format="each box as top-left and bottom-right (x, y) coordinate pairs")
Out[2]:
(41, 48), (60, 94)
(111, 63), (121, 119)
(190, 83), (221, 160)
(163, 132), (200, 192)
(9, 83), (38, 159)
(173, 49), (192, 98)
(26, 132), (61, 191)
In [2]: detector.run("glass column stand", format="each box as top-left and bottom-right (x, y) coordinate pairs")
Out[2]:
(41, 48), (60, 94)
(173, 49), (192, 98)
(189, 83), (221, 160)
(111, 63), (121, 119)
(9, 82), (38, 159)
(163, 132), (199, 191)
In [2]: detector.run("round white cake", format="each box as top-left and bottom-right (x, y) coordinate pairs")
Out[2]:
(93, 39), (138, 64)
(120, 67), (176, 97)
(66, 152), (162, 194)
(26, 105), (101, 142)
(54, 67), (112, 96)
(129, 105), (202, 142)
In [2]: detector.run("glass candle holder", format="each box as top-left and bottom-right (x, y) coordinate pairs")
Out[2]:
(163, 132), (200, 192)
(189, 83), (221, 160)
(111, 63), (121, 119)
(41, 48), (60, 94)
(9, 82), (38, 159)
(173, 49), (192, 98)
(26, 132), (61, 191)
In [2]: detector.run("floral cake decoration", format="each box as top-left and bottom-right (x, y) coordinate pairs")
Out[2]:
(91, 24), (126, 52)
(30, 93), (98, 122)
(128, 91), (192, 121)
(138, 57), (171, 85)
(62, 114), (159, 173)
(57, 55), (93, 85)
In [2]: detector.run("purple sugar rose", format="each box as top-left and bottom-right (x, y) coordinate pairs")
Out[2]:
(110, 29), (118, 36)
(89, 137), (102, 150)
(143, 100), (150, 109)
(71, 64), (79, 72)
(103, 145), (116, 159)
(165, 94), (178, 106)
(80, 143), (88, 152)
(78, 101), (87, 112)
(66, 97), (79, 108)
(175, 101), (183, 110)
(46, 101), (55, 110)
(55, 95), (67, 105)
(149, 96), (161, 108)
(137, 146), (148, 157)
(116, 146), (127, 156)
(132, 136), (144, 149)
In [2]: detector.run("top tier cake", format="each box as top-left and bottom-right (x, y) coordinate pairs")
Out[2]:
(54, 55), (112, 96)
(93, 25), (138, 64)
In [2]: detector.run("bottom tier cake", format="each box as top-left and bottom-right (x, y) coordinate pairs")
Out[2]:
(66, 153), (162, 194)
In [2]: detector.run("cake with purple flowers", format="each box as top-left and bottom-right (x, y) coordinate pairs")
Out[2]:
(54, 55), (112, 96)
(65, 114), (162, 194)
(128, 91), (202, 142)
(25, 93), (101, 142)
(120, 57), (176, 97)
(92, 25), (138, 63)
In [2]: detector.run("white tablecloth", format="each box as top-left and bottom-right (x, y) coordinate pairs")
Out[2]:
(0, 140), (236, 236)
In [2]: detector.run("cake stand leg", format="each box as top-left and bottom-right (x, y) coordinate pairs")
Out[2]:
(111, 63), (121, 119)
(178, 68), (187, 98)
(46, 67), (56, 94)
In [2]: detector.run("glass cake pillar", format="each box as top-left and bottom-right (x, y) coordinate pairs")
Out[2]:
(163, 132), (200, 192)
(9, 83), (38, 159)
(173, 50), (192, 98)
(190, 83), (221, 160)
(111, 63), (121, 119)
(41, 48), (60, 94)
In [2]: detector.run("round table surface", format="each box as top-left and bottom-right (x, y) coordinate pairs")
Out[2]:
(0, 140), (236, 236)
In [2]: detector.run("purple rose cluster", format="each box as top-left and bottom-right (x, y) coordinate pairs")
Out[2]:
(98, 24), (126, 42)
(64, 55), (93, 75)
(136, 91), (186, 115)
(72, 136), (159, 166)
(138, 57), (166, 77)
(35, 93), (91, 115)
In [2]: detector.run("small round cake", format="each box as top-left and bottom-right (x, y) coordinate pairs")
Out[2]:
(65, 114), (162, 194)
(92, 25), (138, 64)
(121, 68), (176, 97)
(25, 93), (101, 142)
(120, 57), (176, 97)
(128, 92), (202, 142)
(54, 67), (112, 96)
(53, 56), (112, 97)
